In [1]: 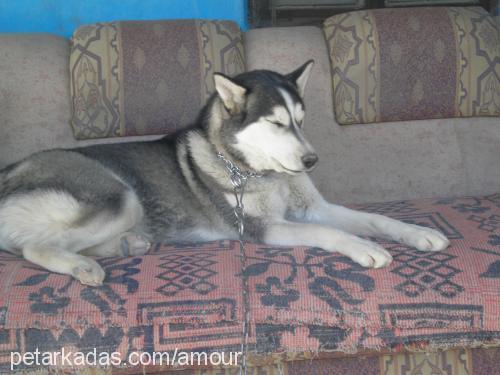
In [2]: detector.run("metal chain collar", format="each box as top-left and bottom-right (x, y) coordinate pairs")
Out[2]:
(217, 152), (263, 237)
(217, 152), (262, 375)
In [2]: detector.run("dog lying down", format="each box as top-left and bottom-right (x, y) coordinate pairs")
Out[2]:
(0, 61), (450, 285)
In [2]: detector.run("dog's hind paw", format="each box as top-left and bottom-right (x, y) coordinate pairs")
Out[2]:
(120, 232), (152, 256)
(72, 258), (105, 286)
(403, 224), (450, 252)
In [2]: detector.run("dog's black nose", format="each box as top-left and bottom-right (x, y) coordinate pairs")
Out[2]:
(302, 153), (318, 170)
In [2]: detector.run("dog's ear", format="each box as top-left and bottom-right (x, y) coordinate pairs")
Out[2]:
(286, 60), (314, 97)
(214, 73), (246, 113)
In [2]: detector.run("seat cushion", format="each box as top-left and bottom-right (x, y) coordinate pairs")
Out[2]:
(1, 193), (499, 371)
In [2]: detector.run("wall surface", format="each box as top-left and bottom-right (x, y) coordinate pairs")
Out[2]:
(0, 0), (247, 37)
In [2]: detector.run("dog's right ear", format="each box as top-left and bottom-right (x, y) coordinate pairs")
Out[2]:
(286, 60), (314, 97)
(214, 73), (246, 113)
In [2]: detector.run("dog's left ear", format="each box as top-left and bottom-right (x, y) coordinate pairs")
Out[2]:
(286, 60), (314, 97)
(214, 73), (247, 113)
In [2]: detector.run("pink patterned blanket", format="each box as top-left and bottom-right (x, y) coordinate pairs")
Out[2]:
(0, 194), (499, 371)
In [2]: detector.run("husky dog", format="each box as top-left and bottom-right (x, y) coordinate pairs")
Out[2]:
(0, 61), (450, 286)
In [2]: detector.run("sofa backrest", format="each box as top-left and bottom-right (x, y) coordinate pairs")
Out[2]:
(1, 22), (499, 204)
(0, 34), (162, 172)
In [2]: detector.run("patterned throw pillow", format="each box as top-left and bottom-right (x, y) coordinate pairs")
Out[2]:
(323, 7), (500, 125)
(70, 20), (245, 139)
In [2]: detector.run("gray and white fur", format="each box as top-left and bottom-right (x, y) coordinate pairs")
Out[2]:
(0, 61), (449, 285)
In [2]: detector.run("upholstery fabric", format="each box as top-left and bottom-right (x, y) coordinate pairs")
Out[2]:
(1, 194), (498, 372)
(323, 7), (500, 125)
(15, 347), (500, 374)
(69, 20), (245, 139)
(0, 34), (73, 165)
(0, 34), (163, 171)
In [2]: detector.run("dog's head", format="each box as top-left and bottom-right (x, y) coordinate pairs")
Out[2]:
(212, 60), (318, 175)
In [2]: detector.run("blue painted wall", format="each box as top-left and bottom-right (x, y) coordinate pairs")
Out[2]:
(0, 0), (247, 37)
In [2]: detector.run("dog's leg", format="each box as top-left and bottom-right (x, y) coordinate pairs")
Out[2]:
(289, 175), (449, 252)
(264, 221), (392, 268)
(304, 200), (449, 253)
(306, 201), (449, 251)
(83, 232), (151, 257)
(23, 246), (105, 286)
(0, 189), (144, 284)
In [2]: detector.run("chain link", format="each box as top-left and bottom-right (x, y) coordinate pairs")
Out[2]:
(217, 152), (262, 375)
(217, 152), (263, 238)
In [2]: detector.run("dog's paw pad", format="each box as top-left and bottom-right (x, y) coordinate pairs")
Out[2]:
(72, 259), (105, 286)
(120, 233), (151, 256)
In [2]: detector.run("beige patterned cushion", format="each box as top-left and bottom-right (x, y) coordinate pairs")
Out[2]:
(323, 7), (500, 125)
(70, 20), (245, 139)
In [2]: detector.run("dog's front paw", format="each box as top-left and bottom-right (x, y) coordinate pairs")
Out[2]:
(403, 224), (450, 252)
(72, 258), (106, 286)
(337, 235), (393, 268)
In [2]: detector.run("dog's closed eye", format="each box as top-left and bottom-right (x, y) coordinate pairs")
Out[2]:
(270, 121), (286, 128)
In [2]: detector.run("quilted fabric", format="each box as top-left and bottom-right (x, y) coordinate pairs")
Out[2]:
(323, 7), (500, 125)
(69, 20), (245, 139)
(1, 194), (499, 371)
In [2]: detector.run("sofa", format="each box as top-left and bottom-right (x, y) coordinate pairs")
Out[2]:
(0, 7), (499, 375)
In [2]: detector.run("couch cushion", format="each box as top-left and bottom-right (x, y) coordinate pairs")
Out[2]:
(1, 194), (498, 371)
(323, 7), (500, 125)
(69, 20), (246, 140)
